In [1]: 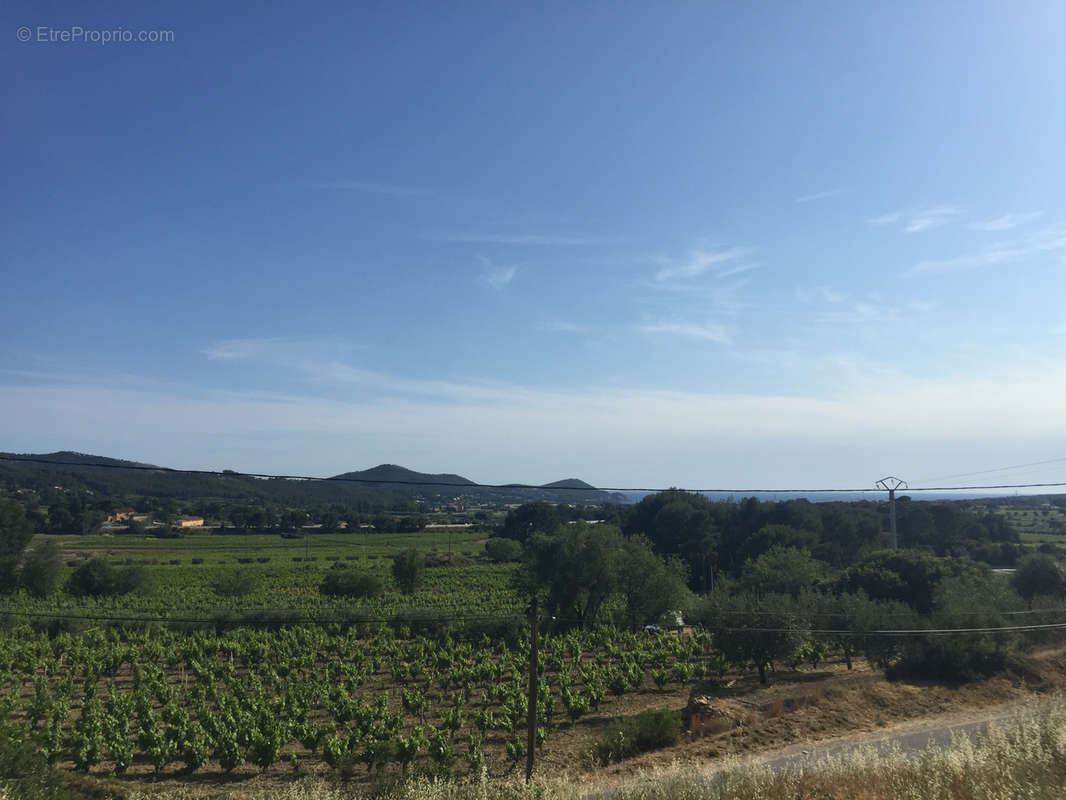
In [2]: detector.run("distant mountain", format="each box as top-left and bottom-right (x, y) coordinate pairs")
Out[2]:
(7, 451), (160, 470)
(0, 452), (628, 506)
(331, 464), (476, 487)
(542, 478), (597, 490)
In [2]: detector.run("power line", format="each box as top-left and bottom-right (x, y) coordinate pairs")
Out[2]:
(0, 608), (526, 626)
(725, 620), (1066, 637)
(915, 456), (1066, 485)
(5, 606), (1066, 638)
(4, 454), (1066, 495)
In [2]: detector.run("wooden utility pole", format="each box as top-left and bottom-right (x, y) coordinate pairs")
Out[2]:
(526, 594), (539, 782)
(876, 477), (907, 549)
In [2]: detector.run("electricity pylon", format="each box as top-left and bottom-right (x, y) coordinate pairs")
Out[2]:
(876, 476), (908, 549)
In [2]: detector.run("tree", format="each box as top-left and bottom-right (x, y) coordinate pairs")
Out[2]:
(282, 510), (306, 532)
(739, 546), (822, 598)
(21, 539), (61, 598)
(836, 549), (951, 614)
(0, 499), (34, 594)
(702, 591), (808, 684)
(67, 558), (119, 597)
(737, 524), (818, 565)
(614, 536), (691, 631)
(1011, 553), (1064, 603)
(501, 503), (560, 543)
(47, 506), (75, 534)
(0, 498), (34, 558)
(77, 510), (107, 536)
(518, 523), (623, 627)
(125, 518), (147, 536)
(484, 537), (523, 563)
(319, 570), (383, 598)
(67, 558), (149, 597)
(392, 548), (425, 595)
(623, 490), (718, 591)
(317, 509), (341, 533)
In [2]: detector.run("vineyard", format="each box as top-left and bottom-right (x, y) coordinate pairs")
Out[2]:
(0, 622), (718, 786)
(6, 531), (521, 622)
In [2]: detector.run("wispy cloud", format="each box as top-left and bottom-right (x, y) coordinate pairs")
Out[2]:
(869, 206), (962, 233)
(908, 224), (1066, 275)
(795, 286), (847, 304)
(869, 212), (902, 226)
(904, 206), (962, 233)
(638, 321), (732, 344)
(795, 189), (843, 203)
(968, 212), (1043, 232)
(815, 303), (898, 325)
(653, 246), (753, 282)
(203, 337), (365, 369)
(478, 256), (518, 290)
(431, 232), (602, 245)
(203, 338), (283, 361)
(7, 359), (1066, 486)
(309, 180), (432, 198)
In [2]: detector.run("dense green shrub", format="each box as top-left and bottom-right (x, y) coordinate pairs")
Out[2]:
(392, 548), (425, 594)
(212, 570), (258, 597)
(21, 539), (62, 598)
(0, 726), (68, 799)
(66, 558), (148, 597)
(1012, 553), (1064, 602)
(594, 708), (681, 764)
(319, 570), (383, 598)
(485, 537), (523, 562)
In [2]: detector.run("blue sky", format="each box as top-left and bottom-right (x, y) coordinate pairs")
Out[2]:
(3, 1), (1065, 489)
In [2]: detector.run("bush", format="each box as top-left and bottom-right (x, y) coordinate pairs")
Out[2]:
(212, 570), (258, 597)
(389, 608), (451, 637)
(21, 539), (62, 598)
(0, 725), (68, 799)
(484, 537), (523, 563)
(319, 570), (383, 599)
(1012, 553), (1064, 602)
(191, 557), (204, 564)
(153, 524), (183, 539)
(593, 708), (681, 764)
(115, 565), (151, 594)
(424, 551), (473, 568)
(67, 558), (149, 597)
(392, 548), (425, 595)
(0, 557), (18, 596)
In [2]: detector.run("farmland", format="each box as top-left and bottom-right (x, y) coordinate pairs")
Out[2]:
(6, 530), (520, 622)
(0, 617), (715, 787)
(5, 488), (1066, 798)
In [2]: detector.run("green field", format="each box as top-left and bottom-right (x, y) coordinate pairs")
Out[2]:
(994, 504), (1066, 537)
(6, 530), (522, 623)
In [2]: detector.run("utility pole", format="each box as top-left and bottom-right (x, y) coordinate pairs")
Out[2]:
(526, 594), (539, 782)
(876, 477), (907, 549)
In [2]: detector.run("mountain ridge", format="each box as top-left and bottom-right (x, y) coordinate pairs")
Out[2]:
(0, 452), (622, 504)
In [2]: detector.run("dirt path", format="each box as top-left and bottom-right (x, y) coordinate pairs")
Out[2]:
(754, 701), (1021, 771)
(581, 700), (1031, 798)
